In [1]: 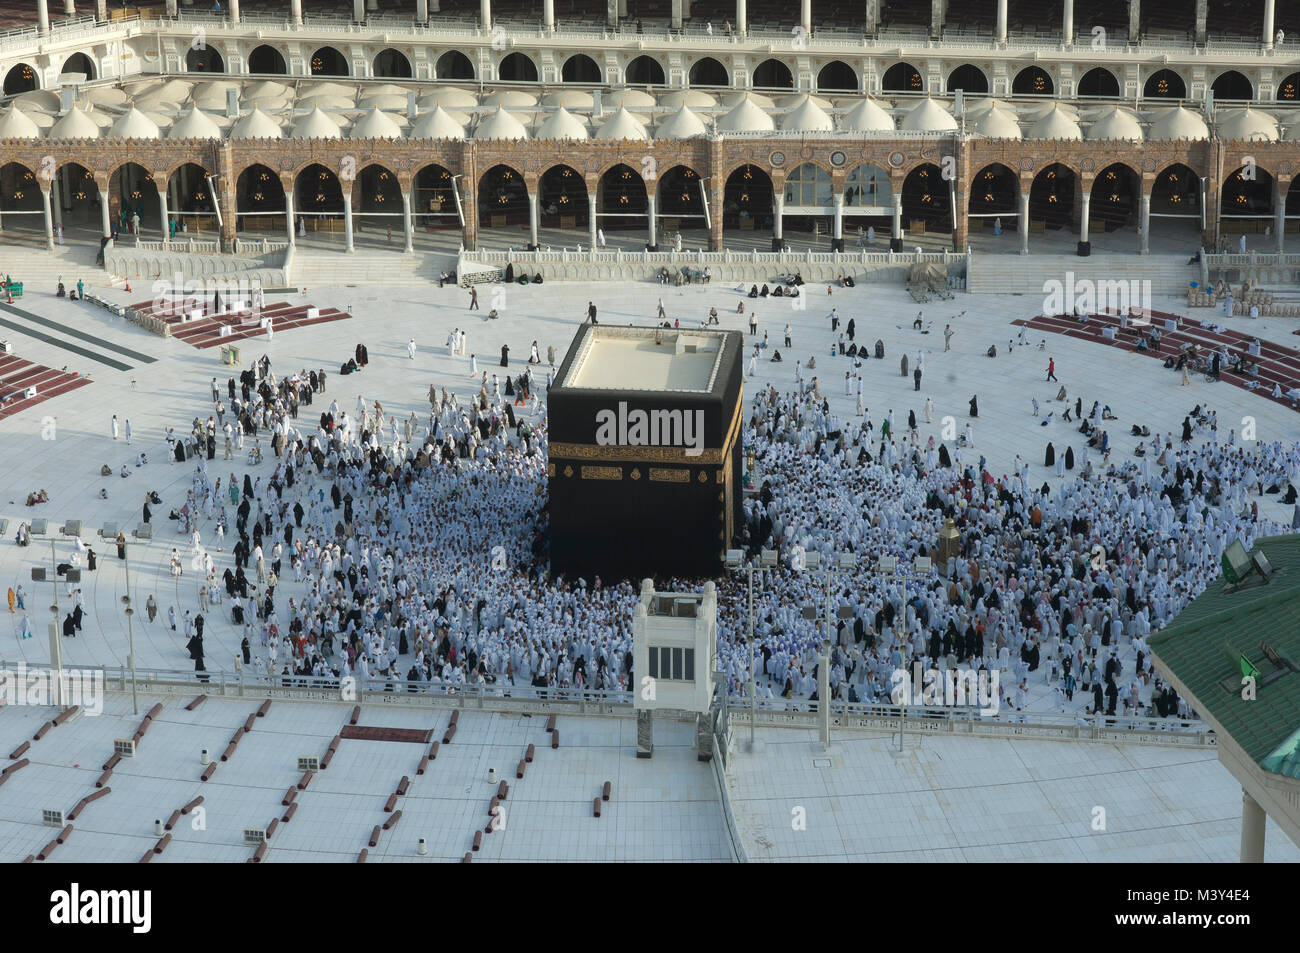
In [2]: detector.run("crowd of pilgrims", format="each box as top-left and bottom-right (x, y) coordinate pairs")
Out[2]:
(162, 356), (1295, 720)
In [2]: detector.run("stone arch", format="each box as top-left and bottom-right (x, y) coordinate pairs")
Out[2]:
(1089, 162), (1141, 235)
(1143, 68), (1186, 99)
(108, 161), (157, 234)
(311, 46), (349, 77)
(1211, 69), (1253, 101)
(597, 163), (649, 240)
(969, 162), (1019, 217)
(186, 43), (225, 73)
(3, 63), (39, 94)
(1028, 163), (1077, 230)
(1220, 163), (1274, 221)
(901, 163), (951, 233)
(782, 162), (834, 206)
(235, 162), (287, 237)
(1012, 66), (1053, 96)
(562, 53), (602, 84)
(414, 163), (459, 228)
(479, 163), (529, 232)
(248, 44), (287, 75)
(373, 48), (412, 79)
(498, 52), (538, 82)
(436, 50), (475, 81)
(0, 161), (44, 240)
(1078, 66), (1120, 97)
(844, 162), (892, 208)
(657, 164), (706, 235)
(626, 55), (665, 86)
(947, 63), (988, 94)
(61, 52), (95, 81)
(295, 163), (346, 244)
(689, 57), (728, 87)
(881, 62), (924, 93)
(1280, 72), (1300, 102)
(816, 60), (857, 93)
(723, 163), (774, 233)
(752, 59), (794, 90)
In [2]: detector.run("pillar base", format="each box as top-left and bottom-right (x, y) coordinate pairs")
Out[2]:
(1076, 240), (1091, 257)
(890, 238), (903, 252)
(526, 243), (539, 251)
(646, 243), (658, 252)
(771, 238), (786, 251)
(830, 238), (844, 252)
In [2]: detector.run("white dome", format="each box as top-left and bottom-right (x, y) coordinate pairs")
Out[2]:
(655, 104), (708, 139)
(658, 89), (717, 109)
(109, 106), (161, 139)
(0, 104), (42, 138)
(542, 90), (594, 109)
(192, 80), (243, 111)
(360, 83), (412, 100)
(1147, 106), (1209, 141)
(84, 87), (128, 107)
(718, 95), (774, 133)
(169, 106), (222, 139)
(482, 90), (537, 108)
(49, 106), (101, 139)
(291, 106), (342, 139)
(474, 105), (529, 140)
(1217, 107), (1278, 142)
(839, 98), (894, 132)
(245, 80), (291, 102)
(294, 93), (355, 111)
(900, 97), (957, 132)
(1029, 104), (1082, 140)
(778, 93), (832, 110)
(724, 91), (775, 109)
(595, 106), (648, 141)
(299, 81), (354, 98)
(605, 88), (656, 110)
(232, 106), (284, 139)
(971, 105), (1021, 139)
(781, 95), (834, 132)
(1088, 106), (1143, 141)
(358, 93), (410, 111)
(420, 87), (479, 109)
(350, 105), (402, 139)
(410, 105), (465, 140)
(535, 105), (589, 140)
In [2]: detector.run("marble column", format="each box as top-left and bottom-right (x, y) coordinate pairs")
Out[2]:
(996, 0), (1007, 43)
(1078, 190), (1091, 256)
(343, 193), (354, 252)
(588, 193), (597, 248)
(481, 0), (491, 31)
(402, 190), (414, 253)
(1240, 790), (1265, 863)
(42, 189), (54, 250)
(1264, 0), (1275, 49)
(831, 193), (843, 251)
(38, 0), (50, 34)
(1019, 190), (1030, 254)
(1140, 192), (1150, 254)
(1063, 0), (1073, 44)
(647, 193), (657, 250)
(890, 192), (902, 251)
(736, 0), (746, 34)
(772, 193), (784, 251)
(543, 0), (554, 30)
(99, 190), (111, 240)
(528, 193), (539, 249)
(291, 0), (302, 24)
(286, 190), (296, 246)
(159, 187), (170, 242)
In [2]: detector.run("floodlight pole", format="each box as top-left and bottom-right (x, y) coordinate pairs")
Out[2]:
(124, 541), (138, 715)
(747, 564), (755, 747)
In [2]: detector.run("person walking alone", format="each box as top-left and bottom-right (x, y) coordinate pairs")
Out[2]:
(1046, 357), (1058, 382)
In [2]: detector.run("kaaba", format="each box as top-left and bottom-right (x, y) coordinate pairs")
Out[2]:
(547, 324), (744, 582)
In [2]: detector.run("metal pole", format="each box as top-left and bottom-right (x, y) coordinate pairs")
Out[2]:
(747, 565), (755, 746)
(125, 541), (137, 714)
(897, 570), (905, 752)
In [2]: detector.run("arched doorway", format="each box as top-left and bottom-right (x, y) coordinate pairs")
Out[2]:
(353, 163), (402, 249)
(1089, 163), (1140, 245)
(1013, 66), (1053, 96)
(843, 162), (892, 246)
(60, 52), (95, 80)
(3, 63), (38, 94)
(186, 44), (224, 73)
(753, 59), (793, 90)
(781, 162), (833, 247)
(498, 52), (538, 82)
(436, 51), (474, 81)
(311, 47), (349, 77)
(235, 163), (287, 239)
(626, 55), (665, 86)
(295, 164), (345, 245)
(52, 161), (100, 239)
(0, 162), (45, 242)
(901, 163), (952, 239)
(656, 165), (707, 245)
(1028, 163), (1076, 232)
(597, 164), (649, 248)
(689, 57), (727, 87)
(723, 164), (774, 248)
(1286, 179), (1300, 246)
(414, 163), (460, 238)
(477, 164), (528, 247)
(1078, 67), (1119, 97)
(538, 164), (588, 242)
(1211, 70), (1253, 101)
(1220, 163), (1274, 245)
(1280, 72), (1300, 102)
(881, 62), (924, 93)
(167, 161), (215, 239)
(1144, 69), (1186, 99)
(968, 163), (1018, 246)
(817, 61), (856, 93)
(562, 54), (601, 83)
(109, 161), (157, 237)
(248, 45), (287, 75)
(373, 49), (412, 79)
(1150, 163), (1203, 249)
(947, 64), (988, 94)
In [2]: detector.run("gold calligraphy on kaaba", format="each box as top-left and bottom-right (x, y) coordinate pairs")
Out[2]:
(580, 466), (623, 480)
(648, 468), (690, 483)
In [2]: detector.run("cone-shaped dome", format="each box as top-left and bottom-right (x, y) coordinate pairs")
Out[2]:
(1217, 107), (1278, 142)
(50, 106), (102, 139)
(718, 95), (774, 133)
(1029, 104), (1082, 140)
(971, 105), (1022, 139)
(291, 106), (342, 139)
(1088, 106), (1143, 141)
(168, 106), (222, 139)
(231, 106), (284, 139)
(839, 98), (894, 132)
(658, 89), (717, 108)
(474, 105), (529, 140)
(1148, 105), (1209, 141)
(595, 106), (648, 141)
(420, 86), (479, 109)
(900, 97), (957, 132)
(535, 105), (589, 140)
(655, 104), (708, 139)
(0, 103), (42, 138)
(781, 95), (834, 132)
(410, 105), (465, 140)
(350, 105), (402, 139)
(110, 106), (161, 139)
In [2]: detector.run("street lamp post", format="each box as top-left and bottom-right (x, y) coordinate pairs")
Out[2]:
(877, 555), (934, 752)
(122, 540), (138, 714)
(726, 547), (779, 751)
(802, 549), (856, 752)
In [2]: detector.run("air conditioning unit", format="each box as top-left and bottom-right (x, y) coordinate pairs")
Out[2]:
(243, 828), (267, 845)
(43, 809), (65, 828)
(114, 739), (136, 758)
(297, 756), (320, 772)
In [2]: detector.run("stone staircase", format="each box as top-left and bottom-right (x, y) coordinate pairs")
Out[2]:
(286, 248), (456, 288)
(968, 252), (1201, 297)
(0, 244), (102, 294)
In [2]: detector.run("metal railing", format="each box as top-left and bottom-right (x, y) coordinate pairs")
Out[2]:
(132, 238), (220, 254)
(468, 246), (968, 266)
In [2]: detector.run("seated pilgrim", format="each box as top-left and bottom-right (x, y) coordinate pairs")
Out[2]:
(748, 284), (759, 298)
(769, 349), (783, 362)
